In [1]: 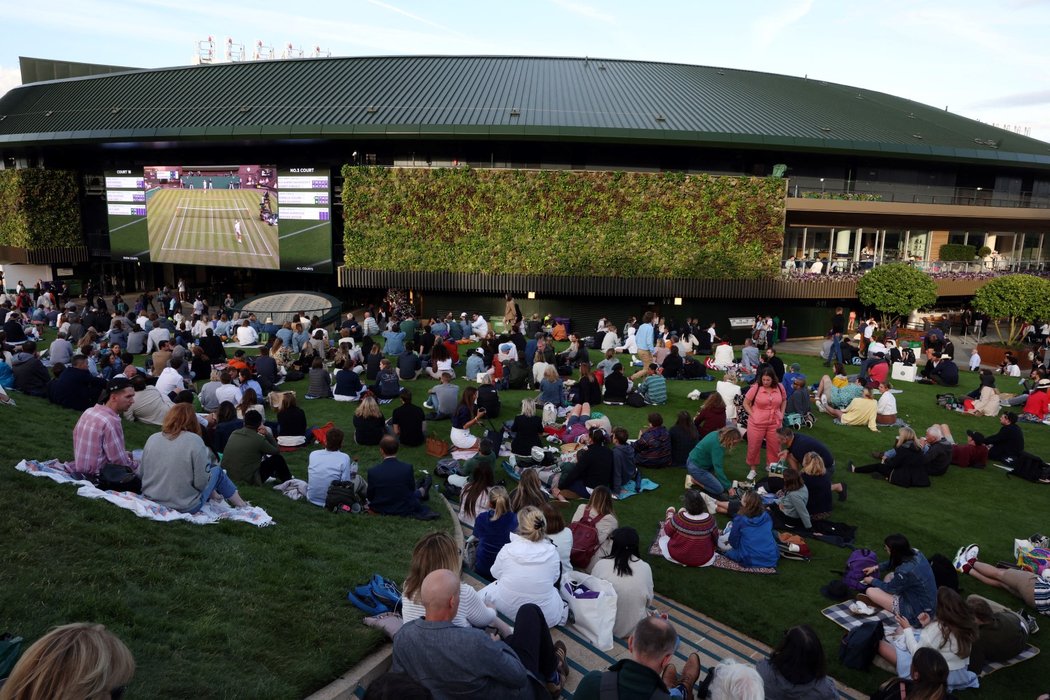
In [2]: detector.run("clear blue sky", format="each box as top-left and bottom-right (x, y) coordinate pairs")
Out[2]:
(2, 0), (1049, 142)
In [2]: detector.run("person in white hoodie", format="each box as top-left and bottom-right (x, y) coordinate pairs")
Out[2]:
(481, 505), (568, 627)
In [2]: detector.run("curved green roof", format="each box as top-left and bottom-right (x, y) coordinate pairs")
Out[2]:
(1, 55), (1048, 166)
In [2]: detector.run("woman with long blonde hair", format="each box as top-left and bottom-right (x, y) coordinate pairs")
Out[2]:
(353, 394), (386, 445)
(140, 403), (247, 512)
(399, 531), (510, 635)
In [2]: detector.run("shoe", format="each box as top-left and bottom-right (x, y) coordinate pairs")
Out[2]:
(953, 543), (979, 573)
(554, 640), (569, 681)
(347, 589), (389, 615)
(745, 469), (757, 482)
(870, 451), (884, 459)
(661, 663), (679, 691)
(368, 574), (402, 609)
(680, 652), (702, 700)
(849, 460), (857, 473)
(699, 492), (719, 514)
(417, 474), (434, 501)
(1018, 609), (1040, 634)
(838, 482), (848, 502)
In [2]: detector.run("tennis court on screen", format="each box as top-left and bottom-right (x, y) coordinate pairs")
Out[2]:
(147, 189), (280, 269)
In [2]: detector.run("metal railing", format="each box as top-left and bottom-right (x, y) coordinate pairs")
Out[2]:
(780, 258), (1046, 276)
(788, 184), (1050, 209)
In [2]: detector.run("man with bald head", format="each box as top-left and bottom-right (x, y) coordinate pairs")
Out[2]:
(391, 569), (569, 699)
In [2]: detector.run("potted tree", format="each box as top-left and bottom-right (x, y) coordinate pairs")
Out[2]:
(972, 274), (1050, 370)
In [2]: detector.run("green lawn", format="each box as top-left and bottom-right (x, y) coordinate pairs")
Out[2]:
(2, 337), (1049, 697)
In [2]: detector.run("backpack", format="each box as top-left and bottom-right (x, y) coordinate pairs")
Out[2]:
(625, 391), (646, 408)
(477, 385), (501, 418)
(839, 620), (884, 670)
(843, 548), (878, 591)
(504, 361), (529, 390)
(683, 358), (707, 379)
(568, 506), (603, 570)
(929, 553), (960, 591)
(325, 476), (367, 512)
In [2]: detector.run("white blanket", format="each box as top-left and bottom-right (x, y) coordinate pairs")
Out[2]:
(15, 459), (274, 527)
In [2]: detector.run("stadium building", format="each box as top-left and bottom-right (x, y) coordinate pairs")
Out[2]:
(1, 55), (1049, 335)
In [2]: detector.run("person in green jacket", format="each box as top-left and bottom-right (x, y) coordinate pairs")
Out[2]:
(221, 409), (292, 485)
(685, 426), (742, 498)
(575, 616), (700, 700)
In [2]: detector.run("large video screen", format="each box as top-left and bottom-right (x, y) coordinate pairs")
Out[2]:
(106, 165), (332, 273)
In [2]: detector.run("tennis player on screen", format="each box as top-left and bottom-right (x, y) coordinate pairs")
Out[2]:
(234, 219), (243, 244)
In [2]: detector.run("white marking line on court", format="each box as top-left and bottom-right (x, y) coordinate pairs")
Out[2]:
(160, 246), (272, 257)
(159, 196), (184, 252)
(109, 217), (146, 233)
(244, 206), (275, 258)
(278, 221), (328, 239)
(172, 209), (187, 251)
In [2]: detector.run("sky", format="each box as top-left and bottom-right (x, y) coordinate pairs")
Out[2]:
(2, 0), (1049, 142)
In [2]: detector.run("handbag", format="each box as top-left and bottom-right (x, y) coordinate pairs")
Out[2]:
(462, 536), (479, 570)
(559, 570), (618, 651)
(425, 434), (450, 458)
(97, 463), (142, 494)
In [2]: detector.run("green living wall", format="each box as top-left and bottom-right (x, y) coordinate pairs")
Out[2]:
(342, 167), (785, 278)
(0, 169), (82, 248)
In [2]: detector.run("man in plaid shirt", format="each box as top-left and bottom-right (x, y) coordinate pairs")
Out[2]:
(71, 377), (140, 478)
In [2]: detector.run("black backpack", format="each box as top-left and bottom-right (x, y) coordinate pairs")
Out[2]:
(929, 553), (960, 592)
(839, 620), (884, 670)
(683, 358), (707, 379)
(325, 477), (366, 512)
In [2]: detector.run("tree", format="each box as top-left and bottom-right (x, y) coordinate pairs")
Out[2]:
(971, 274), (1050, 343)
(856, 263), (938, 326)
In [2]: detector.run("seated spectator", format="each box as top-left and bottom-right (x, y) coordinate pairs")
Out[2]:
(275, 392), (309, 446)
(602, 362), (630, 403)
(214, 370), (242, 407)
(253, 345), (278, 391)
(198, 327), (226, 363)
(371, 358), (401, 400)
(476, 374), (501, 417)
(553, 427), (614, 501)
(769, 467), (812, 530)
(198, 369), (223, 412)
(636, 364), (668, 405)
(141, 403), (248, 512)
(661, 344), (685, 379)
(472, 485), (517, 580)
(610, 426), (640, 497)
(306, 357), (332, 399)
(236, 319), (259, 346)
(509, 398), (545, 465)
(537, 365), (565, 406)
(393, 569), (569, 698)
(481, 506), (568, 627)
(71, 376), (140, 478)
(919, 354), (960, 387)
(694, 392), (728, 437)
(706, 659), (766, 699)
(425, 371), (459, 420)
(658, 489), (719, 567)
(756, 625), (837, 700)
(964, 595), (1031, 674)
(983, 411), (1025, 463)
(122, 373), (169, 426)
(591, 527), (654, 639)
(10, 340), (50, 397)
(47, 332), (74, 366)
(859, 533), (937, 627)
(576, 617), (700, 700)
(718, 491), (779, 568)
(366, 435), (434, 519)
(382, 322), (406, 356)
(221, 409), (291, 485)
(211, 402), (243, 454)
(389, 388), (426, 447)
(425, 341), (455, 380)
(458, 460), (496, 528)
(450, 387), (484, 451)
(634, 412), (672, 468)
(0, 622), (136, 700)
(710, 341), (735, 371)
(784, 376), (812, 425)
(354, 395), (387, 446)
(332, 359), (365, 402)
(126, 325), (148, 355)
(401, 531), (511, 636)
(919, 424), (953, 476)
(570, 486), (618, 573)
(306, 427), (355, 507)
(48, 354), (104, 411)
(235, 387), (264, 421)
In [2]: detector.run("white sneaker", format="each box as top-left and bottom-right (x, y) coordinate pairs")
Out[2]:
(746, 470), (757, 481)
(699, 492), (719, 514)
(953, 543), (979, 573)
(817, 395), (829, 413)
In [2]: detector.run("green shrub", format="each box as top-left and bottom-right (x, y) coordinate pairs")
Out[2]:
(342, 167), (785, 278)
(856, 263), (938, 325)
(938, 243), (976, 261)
(972, 274), (1050, 342)
(0, 169), (82, 248)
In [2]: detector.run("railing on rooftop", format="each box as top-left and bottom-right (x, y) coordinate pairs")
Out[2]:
(781, 258), (1046, 276)
(788, 185), (1050, 209)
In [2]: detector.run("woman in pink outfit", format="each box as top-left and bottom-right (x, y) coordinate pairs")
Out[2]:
(742, 367), (786, 479)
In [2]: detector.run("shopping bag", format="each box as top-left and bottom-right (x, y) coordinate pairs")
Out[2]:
(559, 570), (618, 650)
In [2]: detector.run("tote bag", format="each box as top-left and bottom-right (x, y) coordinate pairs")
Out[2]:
(559, 570), (618, 651)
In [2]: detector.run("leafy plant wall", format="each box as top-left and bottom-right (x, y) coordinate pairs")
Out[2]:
(342, 167), (786, 278)
(0, 169), (82, 248)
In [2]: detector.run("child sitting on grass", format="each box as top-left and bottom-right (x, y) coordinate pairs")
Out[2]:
(611, 426), (641, 498)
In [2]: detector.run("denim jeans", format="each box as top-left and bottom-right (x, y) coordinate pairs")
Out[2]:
(831, 333), (843, 364)
(190, 466), (238, 513)
(686, 460), (725, 497)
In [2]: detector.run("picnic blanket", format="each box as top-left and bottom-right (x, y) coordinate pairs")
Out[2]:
(614, 478), (660, 500)
(821, 601), (1039, 676)
(15, 459), (274, 527)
